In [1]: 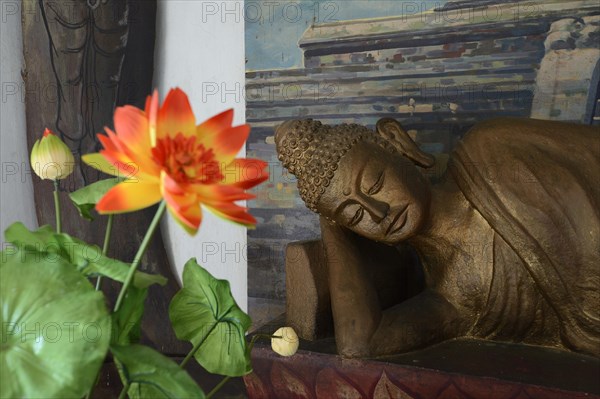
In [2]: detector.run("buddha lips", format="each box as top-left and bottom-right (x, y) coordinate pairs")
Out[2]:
(83, 88), (268, 235)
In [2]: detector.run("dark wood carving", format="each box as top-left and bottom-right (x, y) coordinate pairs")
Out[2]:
(22, 0), (188, 354)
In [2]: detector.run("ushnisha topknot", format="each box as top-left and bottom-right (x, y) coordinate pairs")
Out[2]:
(275, 119), (398, 212)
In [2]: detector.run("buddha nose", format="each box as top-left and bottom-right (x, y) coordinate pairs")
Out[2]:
(365, 198), (389, 223)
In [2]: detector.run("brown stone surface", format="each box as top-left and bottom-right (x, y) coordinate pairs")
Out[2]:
(286, 240), (332, 340)
(275, 117), (600, 358)
(249, 297), (286, 333)
(244, 335), (600, 399)
(286, 238), (424, 342)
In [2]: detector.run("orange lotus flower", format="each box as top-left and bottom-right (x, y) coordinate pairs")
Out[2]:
(82, 88), (268, 234)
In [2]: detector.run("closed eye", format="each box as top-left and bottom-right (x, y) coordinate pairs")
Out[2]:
(348, 206), (364, 226)
(367, 171), (385, 195)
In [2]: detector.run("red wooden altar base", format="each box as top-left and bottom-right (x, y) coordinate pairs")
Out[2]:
(244, 336), (599, 399)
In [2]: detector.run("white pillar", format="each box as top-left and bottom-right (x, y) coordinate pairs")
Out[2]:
(1, 0), (38, 236)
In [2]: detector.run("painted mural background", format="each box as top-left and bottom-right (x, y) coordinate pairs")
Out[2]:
(244, 0), (600, 313)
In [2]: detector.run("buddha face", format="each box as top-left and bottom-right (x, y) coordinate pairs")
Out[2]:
(317, 142), (431, 244)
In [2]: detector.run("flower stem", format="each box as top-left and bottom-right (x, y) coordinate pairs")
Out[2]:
(207, 334), (267, 398)
(180, 322), (218, 369)
(185, 331), (272, 399)
(53, 180), (61, 234)
(206, 376), (231, 399)
(95, 214), (114, 291)
(86, 213), (118, 397)
(251, 333), (281, 341)
(113, 201), (166, 312)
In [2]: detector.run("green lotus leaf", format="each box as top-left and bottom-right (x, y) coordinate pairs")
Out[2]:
(169, 258), (252, 377)
(4, 222), (166, 288)
(0, 249), (111, 398)
(111, 344), (205, 398)
(69, 178), (122, 221)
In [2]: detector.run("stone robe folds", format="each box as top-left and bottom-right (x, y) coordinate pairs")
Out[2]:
(449, 118), (600, 356)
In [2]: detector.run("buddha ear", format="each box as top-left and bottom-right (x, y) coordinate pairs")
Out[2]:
(376, 118), (435, 168)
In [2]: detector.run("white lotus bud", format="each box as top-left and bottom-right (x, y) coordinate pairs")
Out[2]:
(30, 128), (74, 180)
(271, 327), (299, 357)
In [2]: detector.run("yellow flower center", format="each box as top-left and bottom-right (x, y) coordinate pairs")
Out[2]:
(152, 133), (223, 184)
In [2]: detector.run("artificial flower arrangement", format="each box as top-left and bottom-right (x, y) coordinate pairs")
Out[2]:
(0, 88), (298, 398)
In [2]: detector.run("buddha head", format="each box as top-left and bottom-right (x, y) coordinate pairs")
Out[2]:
(275, 118), (435, 245)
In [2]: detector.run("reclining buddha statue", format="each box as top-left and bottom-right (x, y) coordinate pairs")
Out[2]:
(275, 117), (599, 358)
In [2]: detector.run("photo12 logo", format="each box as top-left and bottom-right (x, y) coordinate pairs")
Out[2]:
(5, 0), (135, 25)
(2, 321), (104, 344)
(200, 1), (339, 24)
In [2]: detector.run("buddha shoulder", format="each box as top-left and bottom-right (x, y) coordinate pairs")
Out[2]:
(461, 117), (599, 148)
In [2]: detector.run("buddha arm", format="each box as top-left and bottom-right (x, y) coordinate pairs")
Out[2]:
(320, 217), (463, 356)
(369, 290), (463, 355)
(320, 217), (381, 357)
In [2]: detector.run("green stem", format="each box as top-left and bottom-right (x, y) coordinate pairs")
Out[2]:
(206, 376), (231, 399)
(201, 332), (277, 399)
(201, 334), (265, 399)
(180, 322), (218, 369)
(53, 180), (61, 234)
(95, 214), (114, 291)
(86, 217), (117, 399)
(113, 201), (166, 312)
(117, 382), (130, 399)
(248, 333), (263, 353)
(252, 334), (281, 341)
